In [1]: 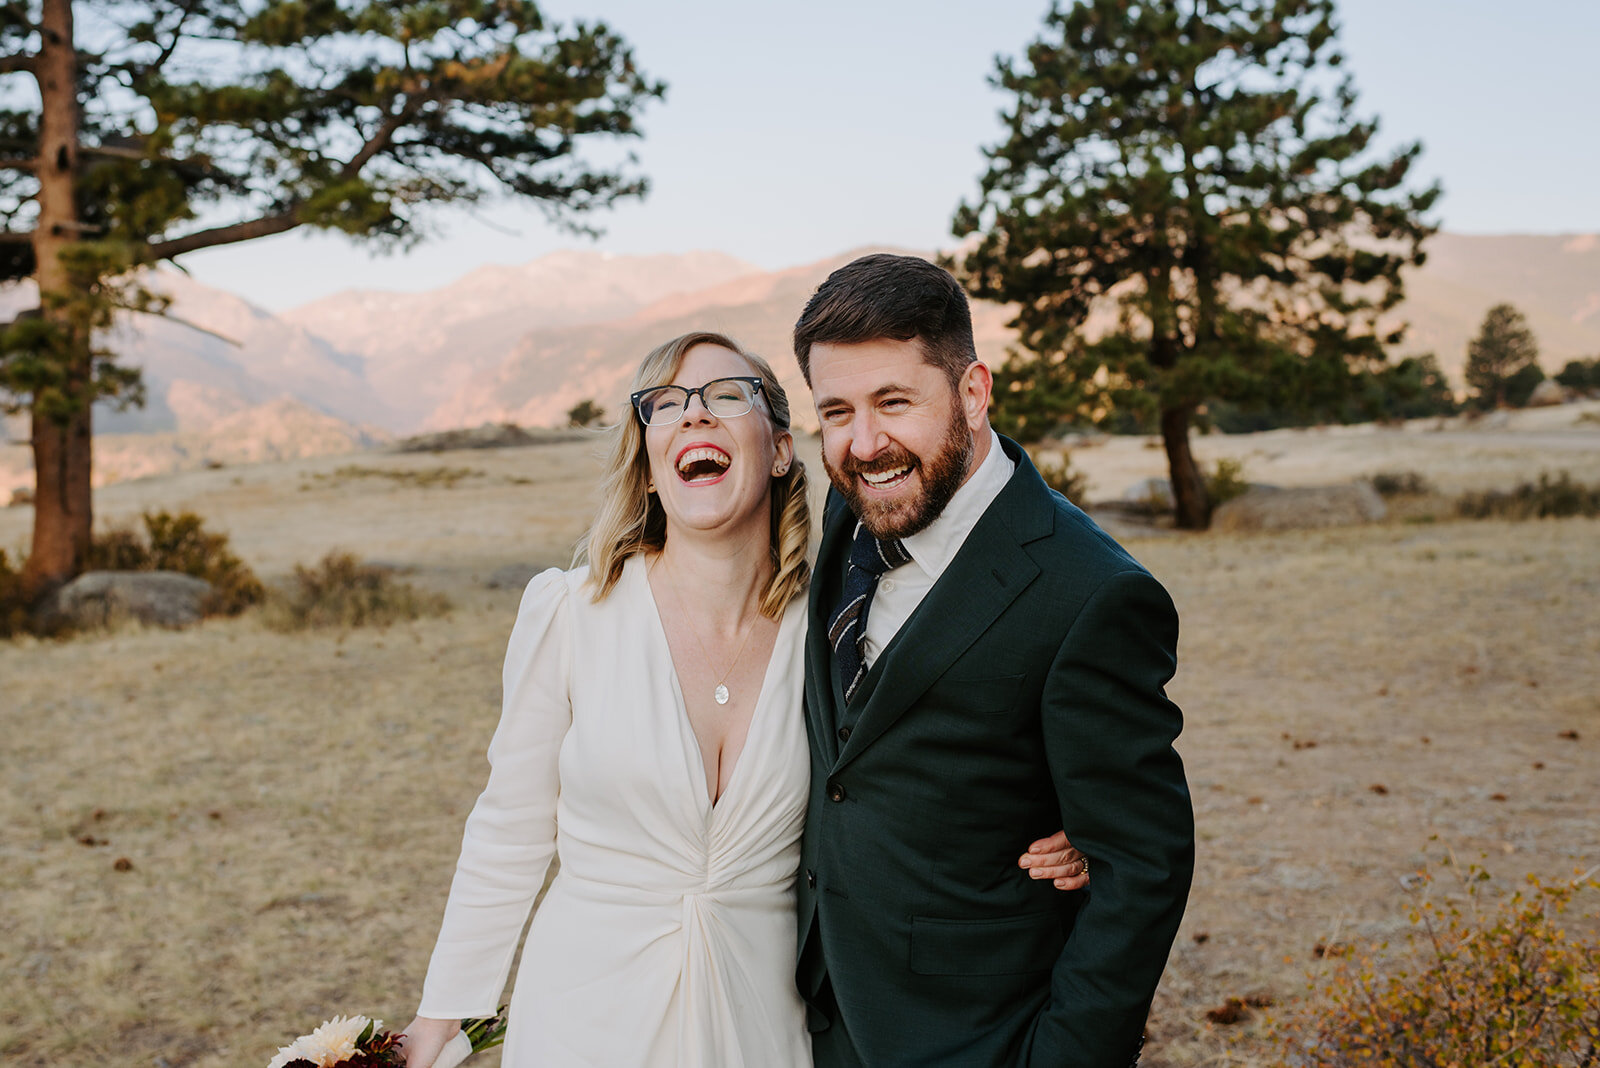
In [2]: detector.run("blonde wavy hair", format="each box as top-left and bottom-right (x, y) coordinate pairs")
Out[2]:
(577, 331), (811, 620)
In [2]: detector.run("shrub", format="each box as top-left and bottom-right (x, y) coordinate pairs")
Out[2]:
(1503, 362), (1548, 409)
(1456, 472), (1600, 520)
(305, 465), (484, 490)
(1276, 862), (1600, 1067)
(566, 398), (605, 428)
(1037, 455), (1089, 506)
(1201, 354), (1459, 432)
(1370, 470), (1434, 497)
(263, 552), (450, 632)
(1206, 458), (1250, 507)
(0, 548), (26, 639)
(1554, 356), (1600, 392)
(89, 510), (264, 615)
(89, 525), (150, 571)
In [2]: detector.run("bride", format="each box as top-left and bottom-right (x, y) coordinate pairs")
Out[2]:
(400, 332), (1082, 1067)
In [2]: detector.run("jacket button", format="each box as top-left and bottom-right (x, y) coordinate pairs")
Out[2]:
(806, 869), (817, 889)
(837, 725), (851, 742)
(828, 782), (846, 803)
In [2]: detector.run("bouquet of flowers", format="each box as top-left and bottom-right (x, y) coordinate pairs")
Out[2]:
(267, 1009), (507, 1068)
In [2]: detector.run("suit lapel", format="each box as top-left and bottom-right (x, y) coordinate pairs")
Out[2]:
(832, 438), (1056, 772)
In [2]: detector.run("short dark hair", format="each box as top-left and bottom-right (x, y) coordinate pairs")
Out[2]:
(792, 253), (977, 386)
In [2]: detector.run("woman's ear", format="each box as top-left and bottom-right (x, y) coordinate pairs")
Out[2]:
(772, 431), (795, 476)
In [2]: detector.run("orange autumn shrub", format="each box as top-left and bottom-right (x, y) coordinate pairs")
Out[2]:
(1277, 862), (1600, 1066)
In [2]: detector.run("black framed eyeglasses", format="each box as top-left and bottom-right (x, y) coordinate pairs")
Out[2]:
(630, 376), (765, 426)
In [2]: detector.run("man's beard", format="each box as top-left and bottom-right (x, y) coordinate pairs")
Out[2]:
(824, 399), (973, 541)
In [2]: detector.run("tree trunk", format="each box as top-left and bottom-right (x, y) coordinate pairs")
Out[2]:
(23, 406), (92, 597)
(21, 0), (90, 600)
(1161, 403), (1209, 530)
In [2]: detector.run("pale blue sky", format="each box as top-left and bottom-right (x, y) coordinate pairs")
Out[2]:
(184, 0), (1600, 310)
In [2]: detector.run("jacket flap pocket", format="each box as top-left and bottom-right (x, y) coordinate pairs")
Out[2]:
(909, 911), (1062, 976)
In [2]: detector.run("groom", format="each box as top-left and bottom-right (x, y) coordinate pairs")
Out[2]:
(792, 254), (1195, 1067)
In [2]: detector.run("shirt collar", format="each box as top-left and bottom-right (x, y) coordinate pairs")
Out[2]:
(899, 430), (1014, 580)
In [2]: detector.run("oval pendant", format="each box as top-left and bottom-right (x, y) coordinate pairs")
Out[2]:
(714, 684), (730, 705)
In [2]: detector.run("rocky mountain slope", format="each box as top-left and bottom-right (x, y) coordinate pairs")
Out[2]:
(426, 234), (1600, 432)
(425, 246), (1034, 431)
(2, 270), (396, 434)
(1, 236), (1596, 495)
(281, 249), (760, 428)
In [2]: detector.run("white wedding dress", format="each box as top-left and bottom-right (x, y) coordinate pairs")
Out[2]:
(418, 556), (812, 1067)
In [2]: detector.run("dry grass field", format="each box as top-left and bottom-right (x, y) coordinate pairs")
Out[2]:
(2, 407), (1598, 1067)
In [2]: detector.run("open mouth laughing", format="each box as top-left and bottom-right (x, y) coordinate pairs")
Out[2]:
(858, 463), (913, 493)
(676, 444), (731, 484)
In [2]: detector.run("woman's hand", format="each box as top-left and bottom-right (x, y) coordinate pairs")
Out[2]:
(398, 1016), (462, 1068)
(1018, 830), (1090, 890)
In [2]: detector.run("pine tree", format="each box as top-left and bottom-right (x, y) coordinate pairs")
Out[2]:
(1554, 357), (1600, 393)
(1465, 303), (1540, 409)
(953, 0), (1439, 528)
(566, 398), (605, 428)
(1, 1), (662, 598)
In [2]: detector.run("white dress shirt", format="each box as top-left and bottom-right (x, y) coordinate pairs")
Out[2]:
(861, 430), (1015, 668)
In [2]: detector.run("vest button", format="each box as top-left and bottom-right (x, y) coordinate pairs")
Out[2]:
(806, 869), (817, 889)
(837, 725), (852, 742)
(828, 782), (846, 803)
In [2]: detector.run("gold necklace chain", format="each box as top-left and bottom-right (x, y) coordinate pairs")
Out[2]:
(653, 558), (761, 706)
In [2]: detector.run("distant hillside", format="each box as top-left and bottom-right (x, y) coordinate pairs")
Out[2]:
(425, 233), (1600, 431)
(0, 396), (388, 497)
(1396, 232), (1600, 376)
(3, 235), (1596, 464)
(425, 246), (1022, 432)
(282, 249), (761, 428)
(0, 269), (395, 434)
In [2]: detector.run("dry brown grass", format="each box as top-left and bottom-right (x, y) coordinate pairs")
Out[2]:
(1138, 517), (1599, 1063)
(1, 422), (1598, 1067)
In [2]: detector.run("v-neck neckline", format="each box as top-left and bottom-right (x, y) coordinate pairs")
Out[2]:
(633, 555), (800, 814)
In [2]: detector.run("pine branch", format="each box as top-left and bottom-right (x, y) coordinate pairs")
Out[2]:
(143, 83), (435, 262)
(0, 54), (37, 75)
(146, 4), (197, 74)
(0, 1), (35, 31)
(140, 210), (299, 260)
(79, 143), (146, 160)
(341, 94), (429, 179)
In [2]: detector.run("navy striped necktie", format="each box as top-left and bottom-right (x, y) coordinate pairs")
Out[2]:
(827, 525), (913, 703)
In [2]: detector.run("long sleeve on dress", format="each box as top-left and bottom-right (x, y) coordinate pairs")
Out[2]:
(417, 568), (573, 1019)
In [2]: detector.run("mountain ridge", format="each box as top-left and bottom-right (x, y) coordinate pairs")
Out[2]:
(2, 236), (1597, 493)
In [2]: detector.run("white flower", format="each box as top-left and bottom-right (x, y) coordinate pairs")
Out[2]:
(267, 1015), (376, 1068)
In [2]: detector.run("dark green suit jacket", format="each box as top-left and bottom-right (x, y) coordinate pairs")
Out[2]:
(797, 437), (1194, 1067)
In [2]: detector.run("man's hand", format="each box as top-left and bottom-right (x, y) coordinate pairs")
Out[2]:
(1019, 830), (1089, 890)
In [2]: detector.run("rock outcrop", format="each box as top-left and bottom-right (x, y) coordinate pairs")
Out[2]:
(42, 571), (213, 629)
(1212, 482), (1387, 532)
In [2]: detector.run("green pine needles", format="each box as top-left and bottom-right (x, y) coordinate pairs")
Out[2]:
(2, 0), (664, 594)
(953, 0), (1440, 528)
